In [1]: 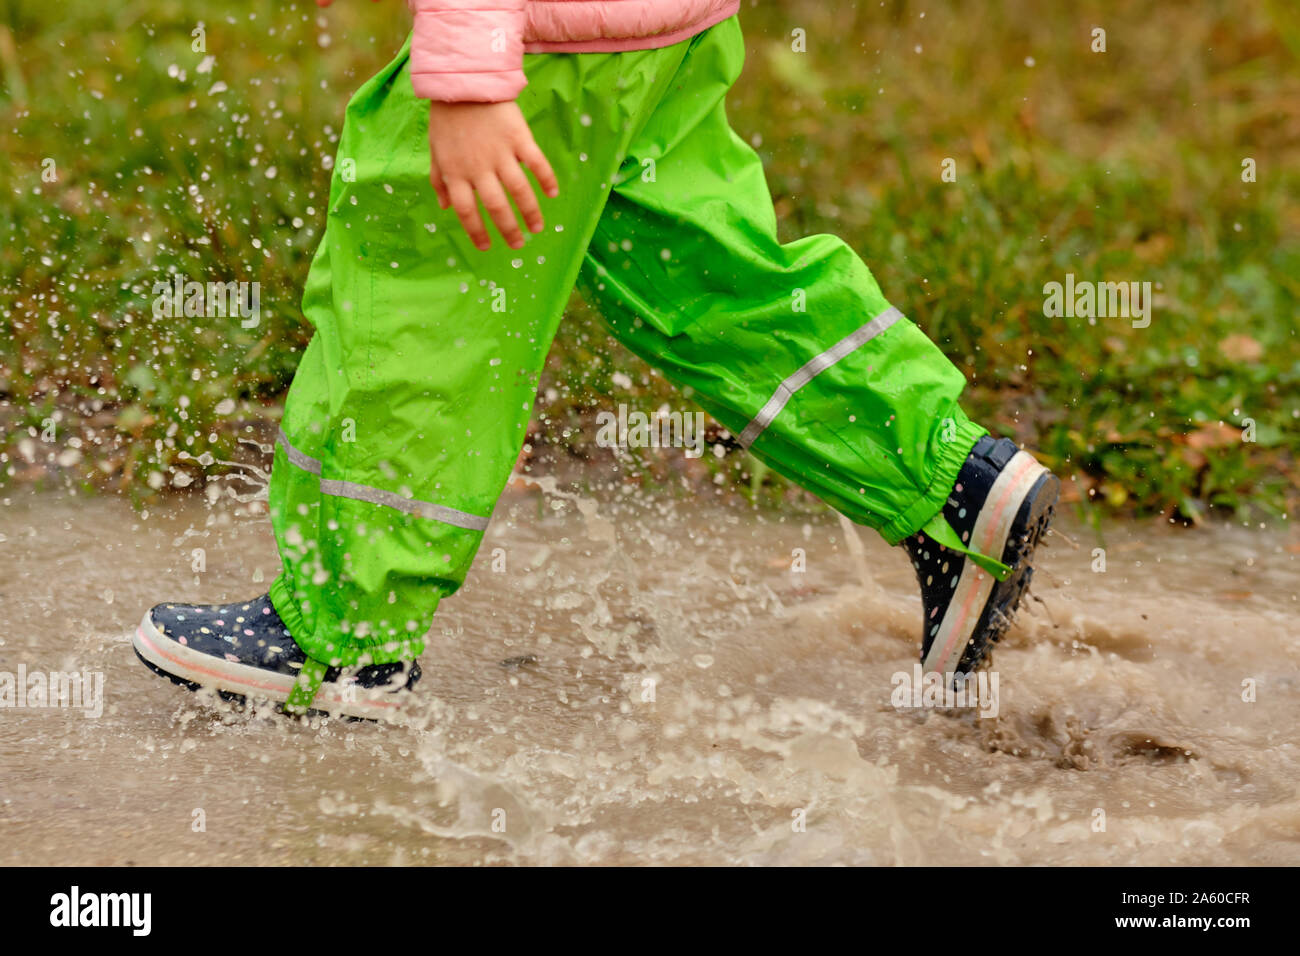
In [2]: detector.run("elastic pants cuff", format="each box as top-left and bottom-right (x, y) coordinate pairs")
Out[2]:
(878, 419), (987, 545)
(268, 573), (314, 659)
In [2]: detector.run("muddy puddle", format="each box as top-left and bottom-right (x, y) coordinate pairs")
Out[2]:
(0, 479), (1296, 865)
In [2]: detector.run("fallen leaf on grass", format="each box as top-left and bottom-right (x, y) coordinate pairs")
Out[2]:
(1184, 422), (1242, 450)
(1219, 334), (1264, 362)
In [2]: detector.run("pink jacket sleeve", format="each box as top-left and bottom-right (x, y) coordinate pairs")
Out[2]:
(405, 0), (527, 102)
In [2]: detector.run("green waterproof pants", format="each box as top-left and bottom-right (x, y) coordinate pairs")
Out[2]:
(267, 15), (988, 686)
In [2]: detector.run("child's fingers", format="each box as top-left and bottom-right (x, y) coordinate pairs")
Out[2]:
(498, 163), (544, 234)
(447, 179), (491, 251)
(517, 141), (559, 199)
(474, 175), (526, 250)
(428, 158), (450, 209)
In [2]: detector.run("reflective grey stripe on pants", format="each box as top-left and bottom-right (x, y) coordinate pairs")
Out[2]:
(737, 306), (903, 449)
(275, 427), (490, 532)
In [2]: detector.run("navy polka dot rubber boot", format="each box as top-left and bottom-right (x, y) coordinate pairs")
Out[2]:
(133, 594), (420, 721)
(902, 436), (1059, 682)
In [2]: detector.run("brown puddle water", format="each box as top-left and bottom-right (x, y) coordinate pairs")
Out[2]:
(0, 480), (1297, 865)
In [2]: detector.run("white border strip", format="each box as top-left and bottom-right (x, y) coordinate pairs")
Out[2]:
(275, 427), (489, 532)
(922, 451), (1046, 675)
(738, 306), (902, 448)
(134, 613), (407, 721)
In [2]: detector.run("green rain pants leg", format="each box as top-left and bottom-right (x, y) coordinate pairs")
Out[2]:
(579, 16), (987, 549)
(267, 30), (725, 692)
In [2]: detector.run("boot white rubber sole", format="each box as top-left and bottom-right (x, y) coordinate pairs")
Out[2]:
(133, 611), (413, 722)
(922, 450), (1052, 677)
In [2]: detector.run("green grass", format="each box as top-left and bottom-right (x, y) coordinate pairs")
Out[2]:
(2, 0), (1298, 525)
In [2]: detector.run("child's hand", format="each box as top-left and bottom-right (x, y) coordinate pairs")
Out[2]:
(312, 0), (557, 249)
(427, 101), (559, 251)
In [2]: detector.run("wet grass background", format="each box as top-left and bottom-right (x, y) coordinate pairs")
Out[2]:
(2, 0), (1298, 526)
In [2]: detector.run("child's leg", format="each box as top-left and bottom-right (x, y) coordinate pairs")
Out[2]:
(266, 33), (707, 677)
(577, 15), (986, 548)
